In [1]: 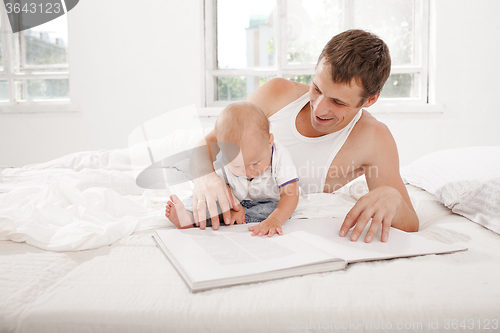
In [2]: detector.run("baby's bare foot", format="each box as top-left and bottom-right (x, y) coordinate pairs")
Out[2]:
(165, 195), (194, 229)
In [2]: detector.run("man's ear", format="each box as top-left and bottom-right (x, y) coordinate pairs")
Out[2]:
(362, 93), (380, 108)
(269, 133), (274, 147)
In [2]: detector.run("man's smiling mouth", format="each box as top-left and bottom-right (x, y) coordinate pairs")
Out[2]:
(316, 115), (334, 121)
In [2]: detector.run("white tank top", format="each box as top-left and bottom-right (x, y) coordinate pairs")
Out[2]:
(269, 92), (363, 194)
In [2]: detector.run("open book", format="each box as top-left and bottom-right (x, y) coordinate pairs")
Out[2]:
(153, 218), (467, 292)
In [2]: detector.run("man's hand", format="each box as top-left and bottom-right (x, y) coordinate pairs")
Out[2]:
(339, 186), (404, 243)
(192, 172), (238, 230)
(248, 217), (284, 237)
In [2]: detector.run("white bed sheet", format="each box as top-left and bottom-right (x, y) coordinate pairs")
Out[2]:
(1, 185), (500, 333)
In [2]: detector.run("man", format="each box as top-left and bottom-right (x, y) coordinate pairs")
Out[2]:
(189, 29), (419, 242)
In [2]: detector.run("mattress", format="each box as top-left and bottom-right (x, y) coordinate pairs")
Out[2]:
(1, 185), (499, 333)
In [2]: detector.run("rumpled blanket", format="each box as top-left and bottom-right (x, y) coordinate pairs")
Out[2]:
(0, 182), (167, 251)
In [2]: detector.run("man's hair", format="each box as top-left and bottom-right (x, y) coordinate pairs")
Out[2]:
(214, 102), (270, 146)
(318, 29), (391, 106)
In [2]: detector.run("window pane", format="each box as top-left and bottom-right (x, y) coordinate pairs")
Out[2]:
(21, 14), (68, 67)
(211, 0), (426, 104)
(380, 73), (419, 98)
(353, 0), (414, 66)
(217, 0), (276, 69)
(285, 75), (313, 85)
(287, 0), (344, 65)
(217, 76), (274, 101)
(0, 81), (8, 101)
(15, 79), (69, 101)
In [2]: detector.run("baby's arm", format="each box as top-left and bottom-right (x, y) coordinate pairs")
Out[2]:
(248, 181), (299, 237)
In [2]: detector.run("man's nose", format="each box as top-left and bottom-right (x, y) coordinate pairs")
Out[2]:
(313, 95), (329, 115)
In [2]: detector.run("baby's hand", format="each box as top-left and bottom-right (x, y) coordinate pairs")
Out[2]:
(248, 217), (284, 237)
(229, 205), (246, 225)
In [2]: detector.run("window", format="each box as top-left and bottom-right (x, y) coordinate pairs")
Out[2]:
(205, 0), (430, 109)
(0, 2), (72, 113)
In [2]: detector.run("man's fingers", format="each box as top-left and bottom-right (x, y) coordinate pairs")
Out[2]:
(381, 219), (391, 242)
(218, 197), (231, 226)
(339, 210), (360, 237)
(350, 208), (376, 241)
(340, 196), (372, 238)
(350, 219), (368, 242)
(192, 198), (200, 227)
(277, 227), (283, 235)
(204, 196), (220, 230)
(228, 190), (239, 211)
(196, 201), (207, 229)
(206, 208), (219, 230)
(364, 213), (384, 243)
(214, 185), (232, 224)
(340, 197), (369, 237)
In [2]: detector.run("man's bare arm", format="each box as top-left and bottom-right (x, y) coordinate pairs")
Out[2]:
(190, 130), (218, 178)
(189, 130), (237, 229)
(339, 122), (419, 242)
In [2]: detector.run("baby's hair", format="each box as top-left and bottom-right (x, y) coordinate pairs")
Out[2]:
(215, 102), (270, 146)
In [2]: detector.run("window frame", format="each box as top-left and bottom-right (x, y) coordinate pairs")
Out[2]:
(0, 4), (76, 114)
(204, 0), (433, 112)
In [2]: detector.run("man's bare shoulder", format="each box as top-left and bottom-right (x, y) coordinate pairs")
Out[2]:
(351, 110), (397, 162)
(356, 110), (393, 140)
(247, 78), (309, 117)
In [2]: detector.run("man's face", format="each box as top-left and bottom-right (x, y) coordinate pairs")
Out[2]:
(308, 59), (367, 134)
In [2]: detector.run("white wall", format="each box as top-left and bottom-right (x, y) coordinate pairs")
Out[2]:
(0, 0), (499, 167)
(0, 0), (204, 166)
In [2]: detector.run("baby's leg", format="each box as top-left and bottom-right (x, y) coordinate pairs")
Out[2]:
(165, 195), (195, 229)
(241, 200), (279, 223)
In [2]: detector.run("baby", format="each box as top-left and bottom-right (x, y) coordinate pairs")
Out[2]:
(165, 102), (299, 236)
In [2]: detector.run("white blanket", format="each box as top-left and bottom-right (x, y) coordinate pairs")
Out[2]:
(0, 149), (143, 195)
(0, 183), (169, 251)
(0, 147), (167, 251)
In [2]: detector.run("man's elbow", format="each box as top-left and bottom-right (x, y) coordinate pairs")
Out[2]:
(407, 224), (419, 233)
(405, 216), (419, 233)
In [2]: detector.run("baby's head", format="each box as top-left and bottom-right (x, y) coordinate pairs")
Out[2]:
(215, 102), (274, 179)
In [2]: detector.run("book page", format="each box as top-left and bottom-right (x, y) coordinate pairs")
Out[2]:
(191, 232), (295, 266)
(282, 218), (467, 262)
(155, 226), (342, 282)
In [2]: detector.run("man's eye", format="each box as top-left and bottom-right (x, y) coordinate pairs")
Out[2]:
(333, 100), (344, 106)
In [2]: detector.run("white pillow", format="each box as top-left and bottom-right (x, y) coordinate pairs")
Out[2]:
(401, 146), (500, 234)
